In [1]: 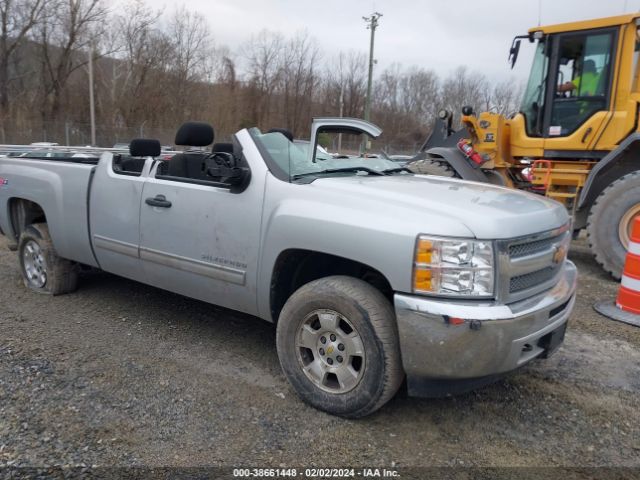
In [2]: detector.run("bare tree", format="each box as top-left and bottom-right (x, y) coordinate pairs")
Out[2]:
(98, 0), (163, 126)
(280, 30), (319, 136)
(0, 0), (44, 133)
(36, 0), (107, 124)
(372, 64), (439, 146)
(0, 0), (525, 152)
(490, 78), (524, 116)
(242, 29), (284, 126)
(324, 51), (367, 119)
(440, 66), (489, 128)
(167, 7), (212, 83)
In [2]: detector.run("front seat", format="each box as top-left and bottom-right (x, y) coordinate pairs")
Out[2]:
(168, 122), (215, 180)
(122, 138), (161, 173)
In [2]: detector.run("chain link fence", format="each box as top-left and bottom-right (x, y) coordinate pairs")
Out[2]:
(0, 121), (180, 148)
(0, 120), (421, 156)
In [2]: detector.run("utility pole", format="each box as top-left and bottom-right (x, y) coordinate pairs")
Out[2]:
(88, 43), (96, 146)
(338, 83), (344, 152)
(362, 12), (382, 153)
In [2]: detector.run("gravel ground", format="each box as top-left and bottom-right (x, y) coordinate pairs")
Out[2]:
(0, 234), (639, 471)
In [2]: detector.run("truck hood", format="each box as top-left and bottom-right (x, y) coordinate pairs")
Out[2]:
(310, 174), (569, 239)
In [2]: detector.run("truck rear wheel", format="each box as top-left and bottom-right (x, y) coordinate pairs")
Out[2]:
(18, 223), (78, 295)
(406, 156), (458, 177)
(276, 276), (403, 418)
(587, 171), (640, 279)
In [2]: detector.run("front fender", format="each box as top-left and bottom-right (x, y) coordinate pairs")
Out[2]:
(578, 133), (640, 209)
(257, 196), (418, 320)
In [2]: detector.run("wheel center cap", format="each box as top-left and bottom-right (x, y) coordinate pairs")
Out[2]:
(326, 345), (334, 355)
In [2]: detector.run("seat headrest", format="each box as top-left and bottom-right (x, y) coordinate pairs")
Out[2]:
(267, 128), (294, 142)
(175, 122), (215, 147)
(129, 138), (161, 157)
(212, 142), (233, 154)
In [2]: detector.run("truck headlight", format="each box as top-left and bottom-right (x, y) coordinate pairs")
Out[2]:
(413, 235), (495, 297)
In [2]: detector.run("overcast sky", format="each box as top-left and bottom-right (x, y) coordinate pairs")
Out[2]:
(143, 0), (640, 82)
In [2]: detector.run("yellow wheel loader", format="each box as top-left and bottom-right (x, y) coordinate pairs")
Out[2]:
(408, 14), (640, 279)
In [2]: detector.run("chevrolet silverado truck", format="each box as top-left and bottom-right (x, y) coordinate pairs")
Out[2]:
(0, 118), (577, 417)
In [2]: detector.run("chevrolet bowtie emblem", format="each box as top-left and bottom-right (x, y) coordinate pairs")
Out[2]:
(326, 346), (334, 355)
(552, 244), (566, 264)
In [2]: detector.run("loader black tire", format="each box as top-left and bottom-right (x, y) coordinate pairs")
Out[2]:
(276, 276), (404, 418)
(406, 157), (458, 178)
(18, 223), (78, 295)
(587, 171), (640, 280)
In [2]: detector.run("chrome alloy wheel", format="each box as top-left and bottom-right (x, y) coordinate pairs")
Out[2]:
(295, 309), (366, 394)
(22, 240), (47, 288)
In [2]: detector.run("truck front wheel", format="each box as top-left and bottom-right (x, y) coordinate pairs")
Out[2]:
(18, 223), (78, 295)
(587, 171), (640, 279)
(276, 276), (404, 418)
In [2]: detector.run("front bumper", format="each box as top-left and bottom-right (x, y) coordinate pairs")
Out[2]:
(394, 260), (577, 396)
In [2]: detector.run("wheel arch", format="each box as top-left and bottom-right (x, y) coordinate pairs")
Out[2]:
(577, 134), (640, 226)
(269, 249), (394, 323)
(7, 197), (48, 244)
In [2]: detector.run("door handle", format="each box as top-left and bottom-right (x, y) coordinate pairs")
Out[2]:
(145, 194), (172, 208)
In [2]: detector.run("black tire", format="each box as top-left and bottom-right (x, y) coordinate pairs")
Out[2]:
(18, 223), (78, 295)
(276, 276), (404, 418)
(587, 171), (640, 280)
(407, 156), (458, 177)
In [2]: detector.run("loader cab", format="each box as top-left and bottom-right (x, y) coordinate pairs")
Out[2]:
(520, 28), (617, 139)
(514, 14), (640, 154)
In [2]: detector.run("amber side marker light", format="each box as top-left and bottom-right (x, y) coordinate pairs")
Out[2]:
(413, 238), (434, 292)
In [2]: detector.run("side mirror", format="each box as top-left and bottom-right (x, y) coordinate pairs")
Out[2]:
(205, 152), (250, 187)
(508, 39), (521, 69)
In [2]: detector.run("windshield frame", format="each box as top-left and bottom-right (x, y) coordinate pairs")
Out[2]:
(248, 127), (291, 182)
(520, 38), (549, 137)
(249, 127), (405, 183)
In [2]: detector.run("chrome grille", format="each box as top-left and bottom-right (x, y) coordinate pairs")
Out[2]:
(509, 234), (564, 259)
(498, 225), (571, 304)
(510, 266), (559, 293)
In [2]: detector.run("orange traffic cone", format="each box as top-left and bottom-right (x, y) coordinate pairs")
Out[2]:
(594, 216), (640, 327)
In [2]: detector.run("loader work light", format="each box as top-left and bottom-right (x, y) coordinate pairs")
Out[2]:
(413, 236), (494, 297)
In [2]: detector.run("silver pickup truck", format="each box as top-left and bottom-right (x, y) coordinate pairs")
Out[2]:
(0, 118), (577, 417)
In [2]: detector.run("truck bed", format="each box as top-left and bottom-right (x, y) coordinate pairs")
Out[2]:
(0, 156), (98, 267)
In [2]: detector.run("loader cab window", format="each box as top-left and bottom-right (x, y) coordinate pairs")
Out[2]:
(549, 30), (615, 136)
(521, 40), (550, 136)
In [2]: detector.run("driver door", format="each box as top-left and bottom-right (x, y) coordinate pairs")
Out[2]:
(138, 159), (262, 315)
(544, 28), (616, 148)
